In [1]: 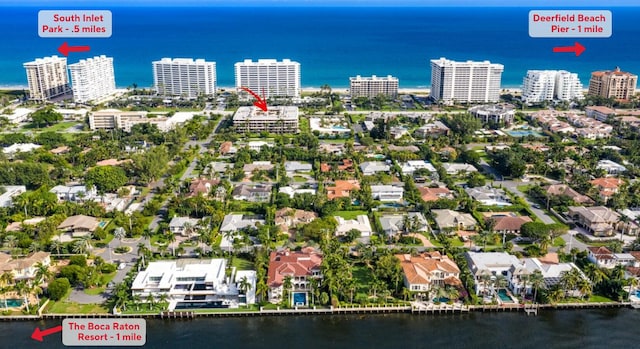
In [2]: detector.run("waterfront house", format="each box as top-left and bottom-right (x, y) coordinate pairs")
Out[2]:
(0, 251), (51, 283)
(131, 259), (256, 309)
(267, 247), (323, 306)
(396, 252), (461, 292)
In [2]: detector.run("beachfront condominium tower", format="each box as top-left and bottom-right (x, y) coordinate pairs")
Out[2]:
(429, 57), (503, 105)
(235, 59), (301, 99)
(152, 58), (217, 98)
(23, 55), (71, 102)
(522, 70), (584, 104)
(68, 55), (116, 104)
(588, 67), (638, 101)
(349, 75), (399, 98)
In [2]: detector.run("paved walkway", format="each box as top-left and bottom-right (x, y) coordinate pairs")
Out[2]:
(68, 289), (108, 304)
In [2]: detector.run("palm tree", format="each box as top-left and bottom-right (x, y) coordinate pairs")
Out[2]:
(582, 263), (605, 285)
(529, 270), (544, 303)
(0, 272), (14, 309)
(72, 239), (88, 255)
(14, 280), (29, 312)
(132, 294), (142, 311)
(578, 278), (592, 301)
(34, 262), (52, 287)
(137, 243), (150, 268)
(114, 227), (126, 249)
(283, 275), (293, 307)
(157, 293), (169, 309)
(49, 239), (62, 255)
(256, 279), (269, 303)
(146, 294), (155, 310)
(238, 276), (252, 295)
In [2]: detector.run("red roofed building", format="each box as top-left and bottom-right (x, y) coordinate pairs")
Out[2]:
(396, 251), (461, 292)
(590, 177), (624, 202)
(267, 248), (323, 306)
(326, 180), (360, 200)
(188, 178), (220, 197)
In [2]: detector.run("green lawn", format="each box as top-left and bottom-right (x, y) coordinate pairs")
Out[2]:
(84, 287), (105, 296)
(333, 210), (368, 220)
(22, 121), (79, 132)
(588, 295), (616, 303)
(231, 257), (254, 270)
(552, 237), (566, 247)
(47, 300), (109, 314)
(352, 265), (374, 294)
(293, 175), (307, 182)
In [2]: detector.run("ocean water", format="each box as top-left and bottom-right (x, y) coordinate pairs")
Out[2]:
(2, 309), (640, 348)
(2, 6), (640, 89)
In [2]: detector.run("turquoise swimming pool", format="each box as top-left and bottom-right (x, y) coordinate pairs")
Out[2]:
(497, 290), (513, 302)
(1, 299), (23, 308)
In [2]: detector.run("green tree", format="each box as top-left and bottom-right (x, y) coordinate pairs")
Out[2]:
(30, 107), (62, 128)
(85, 165), (128, 193)
(48, 278), (71, 301)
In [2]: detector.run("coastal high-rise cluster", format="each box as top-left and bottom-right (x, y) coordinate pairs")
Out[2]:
(349, 75), (399, 98)
(521, 70), (584, 104)
(68, 55), (116, 104)
(429, 57), (503, 105)
(152, 58), (217, 98)
(23, 55), (71, 102)
(234, 59), (301, 99)
(24, 55), (115, 103)
(588, 67), (638, 101)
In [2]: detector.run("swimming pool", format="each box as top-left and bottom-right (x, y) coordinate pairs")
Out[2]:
(98, 221), (108, 228)
(0, 299), (23, 308)
(506, 130), (543, 137)
(497, 290), (513, 302)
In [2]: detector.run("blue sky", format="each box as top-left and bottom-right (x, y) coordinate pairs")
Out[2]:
(3, 0), (640, 6)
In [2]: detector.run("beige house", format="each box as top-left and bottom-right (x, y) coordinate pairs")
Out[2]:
(0, 251), (51, 282)
(432, 209), (477, 232)
(568, 206), (638, 237)
(396, 252), (461, 292)
(57, 215), (101, 237)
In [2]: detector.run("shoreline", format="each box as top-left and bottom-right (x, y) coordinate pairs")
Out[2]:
(1, 301), (632, 321)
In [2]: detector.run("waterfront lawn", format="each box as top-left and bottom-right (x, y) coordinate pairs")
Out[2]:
(334, 210), (368, 220)
(352, 265), (374, 294)
(47, 300), (109, 314)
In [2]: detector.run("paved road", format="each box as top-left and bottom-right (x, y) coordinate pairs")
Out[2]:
(559, 230), (590, 253)
(500, 180), (555, 224)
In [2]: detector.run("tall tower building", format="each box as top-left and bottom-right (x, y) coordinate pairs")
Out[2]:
(522, 70), (583, 104)
(234, 59), (301, 99)
(68, 55), (116, 103)
(152, 58), (217, 98)
(23, 55), (70, 101)
(588, 67), (638, 101)
(430, 57), (503, 104)
(349, 75), (399, 98)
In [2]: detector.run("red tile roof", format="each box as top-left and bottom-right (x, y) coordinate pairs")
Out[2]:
(267, 248), (323, 288)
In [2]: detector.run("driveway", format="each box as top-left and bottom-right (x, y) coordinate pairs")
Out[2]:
(68, 288), (109, 304)
(405, 233), (435, 247)
(501, 180), (555, 224)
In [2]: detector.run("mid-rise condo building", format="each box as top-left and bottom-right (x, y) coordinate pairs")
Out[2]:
(152, 58), (217, 98)
(522, 70), (583, 104)
(23, 55), (71, 101)
(588, 67), (638, 101)
(232, 106), (299, 134)
(349, 75), (399, 98)
(68, 55), (116, 103)
(430, 57), (503, 104)
(235, 59), (300, 98)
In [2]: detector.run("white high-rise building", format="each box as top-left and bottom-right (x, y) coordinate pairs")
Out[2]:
(430, 58), (503, 104)
(522, 70), (583, 104)
(23, 55), (70, 101)
(152, 58), (216, 98)
(235, 59), (300, 99)
(555, 71), (584, 101)
(349, 75), (399, 98)
(68, 55), (116, 104)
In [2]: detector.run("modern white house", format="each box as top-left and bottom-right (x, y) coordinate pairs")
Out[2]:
(50, 185), (98, 203)
(359, 161), (390, 176)
(370, 185), (404, 202)
(334, 215), (373, 237)
(131, 259), (256, 310)
(278, 186), (316, 198)
(400, 160), (438, 178)
(0, 185), (27, 208)
(596, 159), (627, 176)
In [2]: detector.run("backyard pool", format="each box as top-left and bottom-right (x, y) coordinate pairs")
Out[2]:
(98, 221), (108, 228)
(0, 299), (23, 308)
(497, 290), (513, 303)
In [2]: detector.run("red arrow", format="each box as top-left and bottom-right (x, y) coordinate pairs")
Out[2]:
(57, 42), (91, 57)
(240, 86), (268, 112)
(552, 42), (585, 57)
(31, 325), (62, 342)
